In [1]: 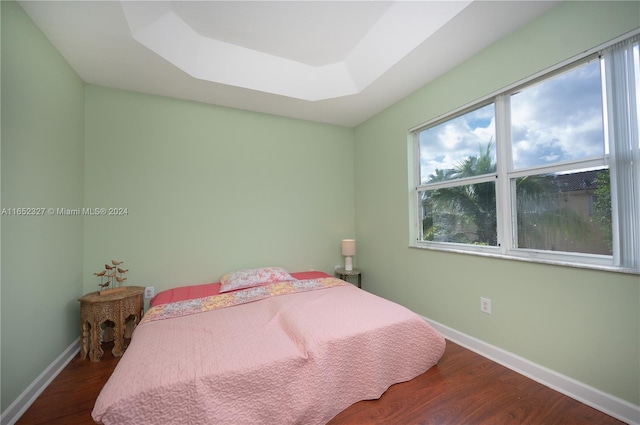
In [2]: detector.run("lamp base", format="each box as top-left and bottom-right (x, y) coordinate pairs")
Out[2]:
(344, 256), (353, 271)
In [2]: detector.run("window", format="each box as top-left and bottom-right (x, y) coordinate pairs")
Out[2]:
(417, 103), (497, 247)
(412, 34), (639, 273)
(510, 60), (610, 256)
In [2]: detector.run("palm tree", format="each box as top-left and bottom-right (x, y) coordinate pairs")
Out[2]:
(422, 143), (591, 250)
(422, 143), (496, 245)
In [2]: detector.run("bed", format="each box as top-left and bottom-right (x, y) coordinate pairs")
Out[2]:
(92, 268), (445, 425)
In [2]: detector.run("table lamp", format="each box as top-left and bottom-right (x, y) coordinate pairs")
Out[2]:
(341, 239), (356, 271)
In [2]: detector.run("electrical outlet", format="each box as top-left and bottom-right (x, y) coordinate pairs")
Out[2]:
(144, 286), (155, 299)
(480, 297), (492, 314)
(334, 265), (341, 271)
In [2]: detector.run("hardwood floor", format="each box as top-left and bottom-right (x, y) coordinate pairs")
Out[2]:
(16, 341), (625, 425)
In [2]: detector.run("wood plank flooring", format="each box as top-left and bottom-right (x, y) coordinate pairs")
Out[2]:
(16, 340), (626, 425)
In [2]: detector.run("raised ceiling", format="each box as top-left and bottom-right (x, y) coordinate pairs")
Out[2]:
(17, 1), (559, 127)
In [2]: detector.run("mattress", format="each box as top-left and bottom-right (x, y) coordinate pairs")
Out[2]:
(93, 273), (445, 425)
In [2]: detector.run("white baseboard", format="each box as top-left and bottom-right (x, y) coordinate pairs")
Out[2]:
(423, 316), (640, 425)
(1, 338), (80, 425)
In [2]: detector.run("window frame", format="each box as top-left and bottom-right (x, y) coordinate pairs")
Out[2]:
(414, 100), (500, 251)
(409, 32), (639, 274)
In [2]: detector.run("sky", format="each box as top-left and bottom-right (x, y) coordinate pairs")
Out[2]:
(418, 58), (606, 184)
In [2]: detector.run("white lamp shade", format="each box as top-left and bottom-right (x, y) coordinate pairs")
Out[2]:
(341, 239), (356, 256)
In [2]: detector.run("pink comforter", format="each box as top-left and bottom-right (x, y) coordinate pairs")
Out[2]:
(92, 280), (445, 425)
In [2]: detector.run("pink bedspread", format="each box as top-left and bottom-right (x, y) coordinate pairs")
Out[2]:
(92, 279), (445, 425)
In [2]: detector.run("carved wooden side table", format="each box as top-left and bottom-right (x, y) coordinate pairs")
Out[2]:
(79, 286), (144, 362)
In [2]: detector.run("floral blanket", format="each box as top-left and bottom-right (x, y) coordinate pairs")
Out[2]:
(141, 277), (348, 324)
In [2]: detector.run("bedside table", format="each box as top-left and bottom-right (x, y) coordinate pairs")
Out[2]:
(78, 286), (144, 362)
(335, 268), (362, 288)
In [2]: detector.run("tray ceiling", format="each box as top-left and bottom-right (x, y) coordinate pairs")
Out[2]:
(17, 1), (558, 127)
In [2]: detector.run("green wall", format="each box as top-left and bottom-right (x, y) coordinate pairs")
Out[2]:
(2, 0), (639, 417)
(2, 2), (355, 414)
(1, 0), (85, 412)
(354, 1), (640, 405)
(83, 86), (355, 294)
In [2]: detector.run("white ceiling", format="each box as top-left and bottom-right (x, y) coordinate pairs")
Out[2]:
(17, 0), (559, 127)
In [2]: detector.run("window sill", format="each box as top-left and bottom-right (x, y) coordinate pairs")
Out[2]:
(409, 244), (639, 276)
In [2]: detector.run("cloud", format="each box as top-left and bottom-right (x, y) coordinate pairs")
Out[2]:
(510, 60), (605, 169)
(419, 103), (495, 182)
(419, 59), (606, 181)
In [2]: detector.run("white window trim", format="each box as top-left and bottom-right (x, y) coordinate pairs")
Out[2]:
(410, 243), (638, 275)
(409, 29), (640, 275)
